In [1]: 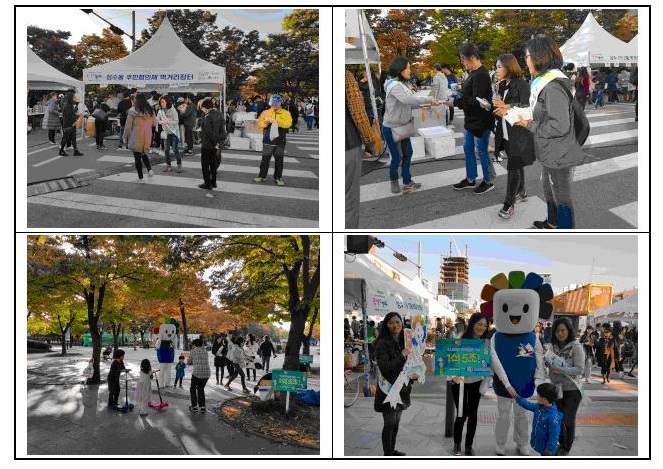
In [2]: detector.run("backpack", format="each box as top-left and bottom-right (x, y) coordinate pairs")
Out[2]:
(553, 79), (590, 146)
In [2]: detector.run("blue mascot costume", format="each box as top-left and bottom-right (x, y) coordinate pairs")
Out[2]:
(480, 271), (553, 456)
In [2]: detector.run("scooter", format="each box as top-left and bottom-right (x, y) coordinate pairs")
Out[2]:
(118, 369), (134, 413)
(148, 369), (169, 412)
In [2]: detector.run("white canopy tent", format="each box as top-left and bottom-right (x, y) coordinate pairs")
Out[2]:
(560, 12), (638, 67)
(27, 46), (84, 96)
(630, 34), (638, 47)
(590, 292), (638, 325)
(408, 274), (456, 320)
(83, 17), (226, 95)
(345, 9), (380, 66)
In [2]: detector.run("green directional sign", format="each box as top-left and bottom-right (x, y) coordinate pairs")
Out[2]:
(272, 369), (307, 392)
(299, 354), (313, 365)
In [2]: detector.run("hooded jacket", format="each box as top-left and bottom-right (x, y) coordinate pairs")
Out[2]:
(382, 78), (433, 128)
(516, 396), (563, 455)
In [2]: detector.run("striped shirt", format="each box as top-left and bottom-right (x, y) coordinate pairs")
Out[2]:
(187, 347), (211, 379)
(346, 70), (373, 143)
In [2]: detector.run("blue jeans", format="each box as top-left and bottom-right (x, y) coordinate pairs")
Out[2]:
(306, 115), (314, 130)
(463, 129), (491, 182)
(383, 125), (413, 185)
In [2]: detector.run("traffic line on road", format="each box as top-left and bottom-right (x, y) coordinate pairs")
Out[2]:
(589, 118), (637, 128)
(609, 201), (638, 227)
(100, 173), (319, 201)
(67, 168), (94, 176)
(402, 196), (548, 229)
(32, 155), (64, 167)
(361, 163), (508, 203)
(97, 155), (318, 179)
(584, 129), (638, 146)
(27, 192), (314, 227)
(573, 153), (638, 181)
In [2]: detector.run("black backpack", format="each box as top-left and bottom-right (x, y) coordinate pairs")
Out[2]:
(553, 79), (590, 146)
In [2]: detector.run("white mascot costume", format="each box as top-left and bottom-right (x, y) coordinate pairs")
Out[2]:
(155, 323), (178, 388)
(480, 271), (553, 456)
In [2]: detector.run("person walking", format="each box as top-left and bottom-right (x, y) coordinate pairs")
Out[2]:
(197, 98), (225, 190)
(187, 338), (211, 413)
(546, 318), (585, 456)
(58, 91), (83, 157)
(43, 92), (60, 145)
(211, 335), (226, 385)
(116, 89), (134, 149)
(516, 35), (585, 229)
(92, 97), (110, 150)
(180, 95), (197, 155)
(244, 334), (258, 381)
(431, 63), (452, 126)
(259, 336), (277, 372)
(304, 99), (315, 130)
(491, 53), (536, 219)
(449, 313), (491, 456)
(383, 56), (441, 195)
(579, 326), (596, 383)
(253, 94), (292, 186)
(447, 43), (495, 194)
(156, 95), (182, 173)
(122, 93), (155, 183)
(225, 336), (251, 394)
(374, 312), (417, 456)
(598, 326), (615, 383)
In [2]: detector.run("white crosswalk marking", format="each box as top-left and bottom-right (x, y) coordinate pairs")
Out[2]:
(610, 202), (637, 227)
(573, 153), (637, 181)
(584, 129), (637, 145)
(28, 192), (312, 228)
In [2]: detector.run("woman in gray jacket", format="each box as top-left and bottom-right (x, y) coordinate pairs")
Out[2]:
(516, 36), (585, 229)
(547, 317), (585, 456)
(383, 57), (440, 194)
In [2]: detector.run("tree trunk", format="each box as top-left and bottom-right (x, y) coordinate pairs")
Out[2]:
(180, 299), (189, 351)
(112, 323), (121, 352)
(284, 304), (309, 370)
(304, 307), (318, 356)
(60, 331), (67, 356)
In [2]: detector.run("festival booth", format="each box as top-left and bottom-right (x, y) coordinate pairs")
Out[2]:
(590, 292), (639, 326)
(560, 12), (638, 67)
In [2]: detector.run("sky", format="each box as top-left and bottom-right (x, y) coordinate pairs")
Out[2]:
(369, 235), (638, 304)
(25, 8), (291, 50)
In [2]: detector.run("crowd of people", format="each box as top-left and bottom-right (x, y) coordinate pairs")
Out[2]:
(345, 35), (638, 229)
(352, 310), (636, 457)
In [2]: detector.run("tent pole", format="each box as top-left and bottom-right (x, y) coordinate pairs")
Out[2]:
(358, 9), (380, 137)
(361, 279), (372, 397)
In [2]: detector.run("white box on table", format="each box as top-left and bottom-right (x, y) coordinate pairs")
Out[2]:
(228, 136), (251, 150)
(418, 126), (456, 158)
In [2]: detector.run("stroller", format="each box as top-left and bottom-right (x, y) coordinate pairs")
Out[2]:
(102, 346), (112, 361)
(148, 369), (169, 412)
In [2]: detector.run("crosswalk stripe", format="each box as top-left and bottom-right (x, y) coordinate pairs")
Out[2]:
(584, 129), (637, 145)
(403, 196), (548, 229)
(361, 164), (508, 203)
(32, 155), (63, 167)
(609, 202), (637, 227)
(589, 118), (636, 128)
(99, 173), (319, 201)
(96, 155), (318, 179)
(294, 146), (318, 151)
(574, 153), (637, 181)
(586, 109), (633, 119)
(27, 192), (313, 227)
(67, 168), (93, 176)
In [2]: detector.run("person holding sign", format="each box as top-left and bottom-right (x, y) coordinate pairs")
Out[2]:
(374, 312), (417, 456)
(448, 313), (491, 456)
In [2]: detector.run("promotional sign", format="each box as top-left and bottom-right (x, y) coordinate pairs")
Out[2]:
(272, 370), (307, 392)
(299, 354), (313, 365)
(434, 338), (491, 377)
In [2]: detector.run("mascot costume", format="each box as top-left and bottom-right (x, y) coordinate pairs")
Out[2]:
(155, 319), (179, 388)
(480, 271), (553, 456)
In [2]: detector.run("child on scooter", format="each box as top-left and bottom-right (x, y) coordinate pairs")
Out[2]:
(136, 358), (154, 416)
(107, 349), (126, 409)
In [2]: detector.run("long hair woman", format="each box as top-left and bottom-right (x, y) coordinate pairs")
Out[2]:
(373, 312), (415, 456)
(122, 93), (155, 183)
(548, 317), (585, 455)
(516, 35), (585, 229)
(383, 57), (441, 194)
(491, 53), (536, 219)
(449, 313), (490, 456)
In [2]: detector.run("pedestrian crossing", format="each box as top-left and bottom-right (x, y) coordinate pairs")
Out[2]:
(359, 104), (639, 229)
(285, 129), (319, 159)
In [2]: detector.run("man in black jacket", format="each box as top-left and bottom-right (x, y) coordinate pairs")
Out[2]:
(445, 43), (495, 194)
(198, 98), (225, 190)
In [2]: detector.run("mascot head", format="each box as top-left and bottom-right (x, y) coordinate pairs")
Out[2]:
(479, 271), (554, 334)
(158, 323), (177, 342)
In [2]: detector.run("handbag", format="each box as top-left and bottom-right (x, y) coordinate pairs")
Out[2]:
(391, 119), (416, 142)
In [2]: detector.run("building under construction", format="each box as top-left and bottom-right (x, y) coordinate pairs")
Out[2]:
(438, 243), (470, 314)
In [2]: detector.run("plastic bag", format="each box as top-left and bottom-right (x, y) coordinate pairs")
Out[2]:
(269, 122), (279, 141)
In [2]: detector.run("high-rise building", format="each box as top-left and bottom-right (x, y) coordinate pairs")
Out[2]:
(438, 252), (469, 314)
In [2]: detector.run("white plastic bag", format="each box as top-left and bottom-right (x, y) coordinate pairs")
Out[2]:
(269, 123), (279, 141)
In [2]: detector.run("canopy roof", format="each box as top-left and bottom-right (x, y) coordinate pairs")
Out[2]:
(560, 12), (638, 66)
(345, 253), (428, 317)
(27, 46), (84, 94)
(83, 17), (225, 93)
(345, 9), (380, 65)
(591, 292), (638, 322)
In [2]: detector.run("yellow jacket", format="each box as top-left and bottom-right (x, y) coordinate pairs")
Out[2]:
(257, 108), (292, 129)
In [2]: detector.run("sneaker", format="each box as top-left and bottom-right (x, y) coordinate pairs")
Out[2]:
(49, 140), (57, 145)
(147, 170), (154, 178)
(176, 165), (182, 173)
(253, 176), (265, 183)
(465, 447), (475, 456)
(473, 181), (495, 194)
(515, 191), (528, 203)
(100, 145), (107, 150)
(495, 446), (506, 456)
(139, 412), (148, 416)
(224, 384), (231, 391)
(198, 183), (211, 189)
(391, 450), (406, 456)
(189, 405), (198, 413)
(134, 178), (145, 184)
(452, 444), (462, 456)
(73, 150), (84, 156)
(517, 446), (530, 456)
(499, 205), (514, 219)
(211, 182), (217, 188)
(453, 178), (476, 190)
(242, 388), (250, 394)
(390, 180), (401, 194)
(402, 181), (422, 194)
(275, 178), (285, 186)
(163, 166), (173, 172)
(532, 219), (556, 229)
(58, 150), (67, 156)
(199, 407), (206, 413)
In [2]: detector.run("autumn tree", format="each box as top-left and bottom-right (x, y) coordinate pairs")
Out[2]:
(27, 26), (81, 78)
(211, 27), (264, 100)
(209, 235), (320, 371)
(282, 9), (319, 45)
(613, 13), (638, 42)
(74, 28), (129, 69)
(256, 33), (318, 98)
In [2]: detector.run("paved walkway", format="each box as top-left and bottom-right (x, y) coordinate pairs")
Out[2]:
(345, 367), (639, 457)
(25, 346), (319, 456)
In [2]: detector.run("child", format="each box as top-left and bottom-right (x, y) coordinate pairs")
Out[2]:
(175, 355), (186, 388)
(82, 358), (94, 386)
(107, 349), (127, 409)
(135, 359), (154, 416)
(515, 383), (563, 456)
